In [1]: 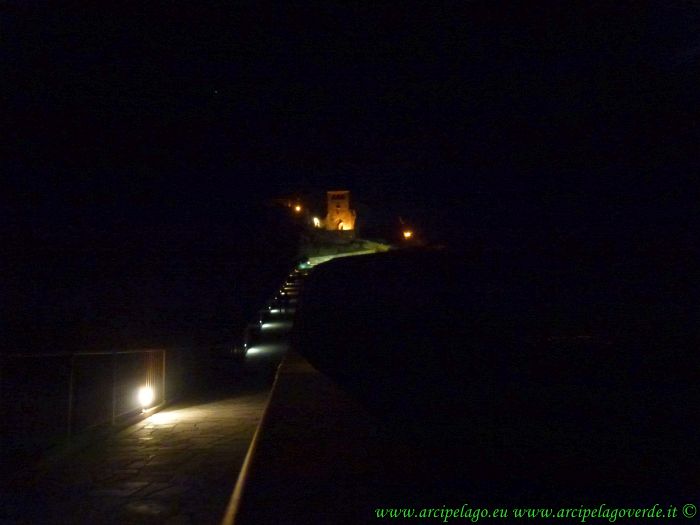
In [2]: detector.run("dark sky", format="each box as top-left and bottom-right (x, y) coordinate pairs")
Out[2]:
(5, 2), (699, 248)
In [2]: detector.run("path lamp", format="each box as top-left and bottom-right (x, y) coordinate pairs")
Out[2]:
(138, 386), (155, 411)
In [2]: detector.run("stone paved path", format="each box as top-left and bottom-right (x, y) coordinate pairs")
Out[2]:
(3, 383), (271, 525)
(2, 273), (298, 524)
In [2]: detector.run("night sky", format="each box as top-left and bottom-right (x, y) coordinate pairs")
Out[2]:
(4, 3), (699, 348)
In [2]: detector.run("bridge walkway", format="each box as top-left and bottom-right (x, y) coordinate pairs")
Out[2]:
(3, 356), (283, 525)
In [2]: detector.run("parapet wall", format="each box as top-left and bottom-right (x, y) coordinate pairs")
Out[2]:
(223, 351), (409, 525)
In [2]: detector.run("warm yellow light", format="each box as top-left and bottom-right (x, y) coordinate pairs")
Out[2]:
(403, 230), (413, 240)
(138, 386), (155, 408)
(312, 217), (321, 228)
(150, 411), (177, 425)
(293, 204), (302, 213)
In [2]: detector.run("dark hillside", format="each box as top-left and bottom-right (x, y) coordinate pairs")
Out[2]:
(292, 247), (697, 502)
(3, 202), (300, 354)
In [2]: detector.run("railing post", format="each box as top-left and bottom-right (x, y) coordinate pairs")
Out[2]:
(66, 354), (76, 439)
(162, 349), (167, 405)
(0, 355), (4, 423)
(111, 350), (117, 425)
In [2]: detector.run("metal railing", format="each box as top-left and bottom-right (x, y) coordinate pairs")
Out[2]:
(0, 348), (185, 465)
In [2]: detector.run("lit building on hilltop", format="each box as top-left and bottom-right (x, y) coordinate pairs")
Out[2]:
(325, 190), (356, 232)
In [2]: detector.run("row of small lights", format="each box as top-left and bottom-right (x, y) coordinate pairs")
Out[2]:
(132, 206), (313, 415)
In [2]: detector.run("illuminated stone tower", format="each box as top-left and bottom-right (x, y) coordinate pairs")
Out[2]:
(325, 190), (356, 232)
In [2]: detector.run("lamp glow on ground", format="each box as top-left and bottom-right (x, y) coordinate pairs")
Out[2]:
(149, 410), (178, 425)
(261, 321), (294, 331)
(244, 343), (288, 359)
